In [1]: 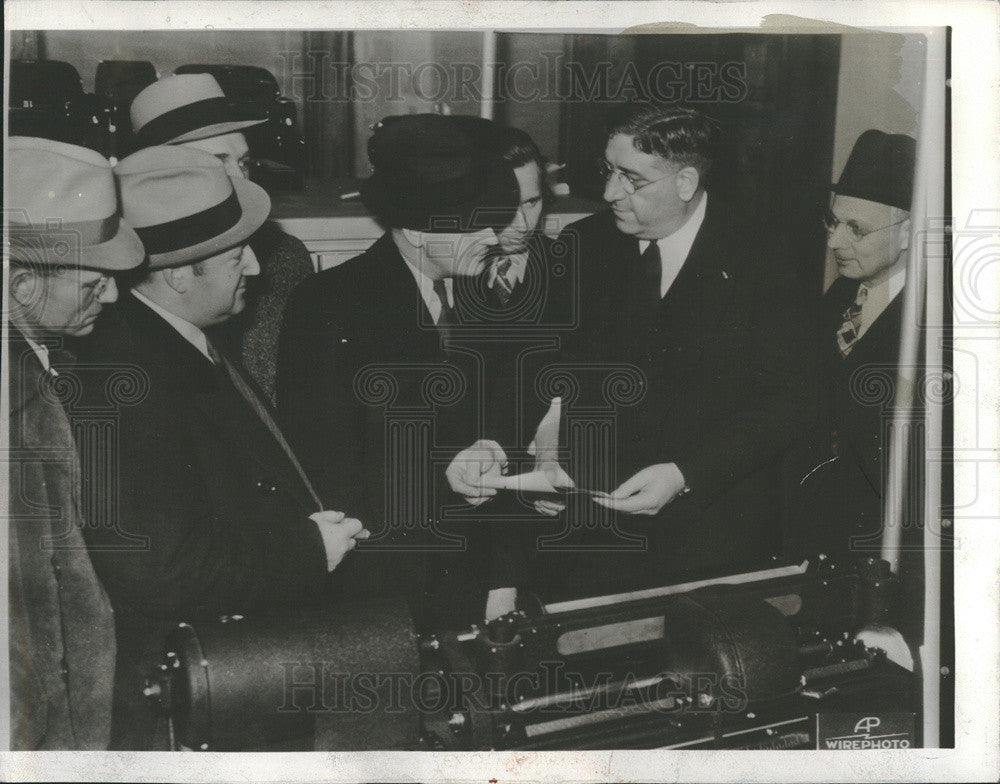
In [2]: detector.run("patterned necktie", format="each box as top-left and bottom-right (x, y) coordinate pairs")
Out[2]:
(206, 339), (322, 511)
(491, 256), (515, 306)
(641, 241), (663, 306)
(836, 284), (868, 357)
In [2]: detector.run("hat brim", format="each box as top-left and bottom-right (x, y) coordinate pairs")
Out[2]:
(166, 118), (268, 146)
(82, 221), (147, 271)
(10, 221), (147, 272)
(147, 178), (271, 269)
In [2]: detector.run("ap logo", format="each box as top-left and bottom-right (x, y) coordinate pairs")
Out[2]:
(853, 717), (881, 735)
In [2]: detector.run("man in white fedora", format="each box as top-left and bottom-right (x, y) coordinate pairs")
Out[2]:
(7, 136), (145, 748)
(75, 145), (367, 749)
(129, 72), (313, 403)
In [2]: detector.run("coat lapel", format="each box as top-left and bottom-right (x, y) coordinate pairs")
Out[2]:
(122, 296), (319, 514)
(657, 204), (737, 340)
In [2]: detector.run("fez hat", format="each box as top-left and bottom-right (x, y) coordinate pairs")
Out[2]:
(130, 74), (267, 148)
(832, 129), (916, 211)
(360, 114), (519, 233)
(115, 145), (270, 269)
(7, 136), (145, 271)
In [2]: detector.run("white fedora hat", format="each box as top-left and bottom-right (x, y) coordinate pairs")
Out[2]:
(116, 145), (271, 269)
(130, 73), (267, 148)
(8, 136), (145, 271)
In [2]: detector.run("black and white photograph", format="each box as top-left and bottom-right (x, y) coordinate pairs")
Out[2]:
(2, 1), (997, 782)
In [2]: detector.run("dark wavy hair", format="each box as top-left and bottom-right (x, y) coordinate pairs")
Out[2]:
(494, 124), (553, 206)
(607, 105), (718, 181)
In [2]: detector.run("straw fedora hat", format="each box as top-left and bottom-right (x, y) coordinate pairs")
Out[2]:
(115, 145), (271, 269)
(130, 73), (267, 148)
(7, 136), (145, 271)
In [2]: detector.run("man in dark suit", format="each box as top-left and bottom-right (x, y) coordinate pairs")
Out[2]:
(7, 136), (145, 749)
(76, 145), (367, 749)
(443, 119), (576, 618)
(504, 105), (822, 601)
(279, 114), (521, 630)
(804, 130), (922, 651)
(812, 130), (916, 557)
(129, 73), (315, 403)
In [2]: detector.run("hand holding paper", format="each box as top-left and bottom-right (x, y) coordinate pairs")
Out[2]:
(593, 462), (687, 515)
(446, 439), (508, 506)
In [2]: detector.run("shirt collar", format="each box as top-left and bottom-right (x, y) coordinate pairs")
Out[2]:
(857, 262), (907, 331)
(488, 251), (529, 288)
(23, 336), (55, 375)
(640, 190), (708, 266)
(401, 257), (453, 324)
(131, 289), (213, 363)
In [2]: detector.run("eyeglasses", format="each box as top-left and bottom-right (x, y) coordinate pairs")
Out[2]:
(823, 209), (906, 242)
(597, 160), (670, 195)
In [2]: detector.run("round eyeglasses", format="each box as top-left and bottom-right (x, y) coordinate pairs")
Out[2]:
(823, 209), (906, 242)
(597, 160), (670, 195)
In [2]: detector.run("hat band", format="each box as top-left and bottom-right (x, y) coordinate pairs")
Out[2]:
(135, 97), (260, 147)
(135, 190), (242, 255)
(8, 213), (120, 246)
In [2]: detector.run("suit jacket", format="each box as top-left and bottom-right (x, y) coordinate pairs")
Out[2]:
(454, 233), (576, 591)
(807, 274), (924, 645)
(7, 327), (116, 749)
(459, 233), (571, 454)
(278, 233), (493, 630)
(75, 293), (329, 748)
(532, 203), (823, 599)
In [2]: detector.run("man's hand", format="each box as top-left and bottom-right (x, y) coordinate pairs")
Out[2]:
(593, 463), (687, 516)
(446, 439), (508, 506)
(311, 511), (370, 571)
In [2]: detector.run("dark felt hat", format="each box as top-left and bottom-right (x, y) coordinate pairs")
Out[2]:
(832, 130), (916, 211)
(360, 114), (519, 233)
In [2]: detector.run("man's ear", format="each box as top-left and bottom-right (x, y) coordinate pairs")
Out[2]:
(160, 265), (192, 294)
(675, 166), (701, 202)
(898, 217), (911, 251)
(400, 228), (424, 248)
(9, 266), (43, 309)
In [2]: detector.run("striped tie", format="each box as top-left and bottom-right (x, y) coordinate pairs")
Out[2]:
(491, 256), (515, 306)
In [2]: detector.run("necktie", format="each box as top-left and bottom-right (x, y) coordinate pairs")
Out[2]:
(641, 241), (663, 307)
(205, 340), (322, 511)
(432, 279), (455, 327)
(491, 256), (515, 306)
(837, 284), (868, 357)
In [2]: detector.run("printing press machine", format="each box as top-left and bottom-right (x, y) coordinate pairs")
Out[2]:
(144, 552), (918, 751)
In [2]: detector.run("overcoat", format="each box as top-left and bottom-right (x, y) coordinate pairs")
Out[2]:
(8, 327), (116, 749)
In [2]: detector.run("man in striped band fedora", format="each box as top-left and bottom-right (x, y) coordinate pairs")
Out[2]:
(7, 136), (145, 749)
(129, 72), (314, 404)
(74, 145), (368, 750)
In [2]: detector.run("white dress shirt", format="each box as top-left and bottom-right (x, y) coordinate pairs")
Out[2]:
(856, 262), (907, 341)
(402, 258), (454, 325)
(639, 191), (708, 298)
(131, 289), (214, 363)
(24, 336), (56, 376)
